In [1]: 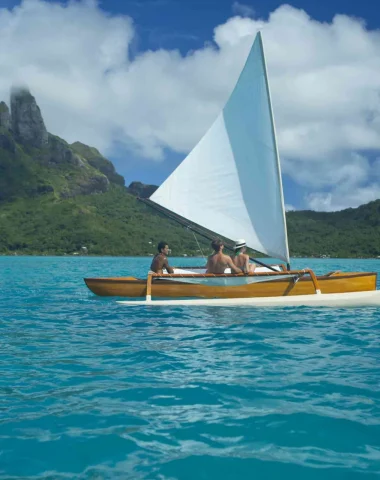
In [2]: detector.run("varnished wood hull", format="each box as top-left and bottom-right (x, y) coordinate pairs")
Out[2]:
(84, 271), (377, 298)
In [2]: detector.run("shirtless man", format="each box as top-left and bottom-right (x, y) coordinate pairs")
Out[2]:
(150, 241), (174, 274)
(206, 238), (242, 274)
(232, 239), (256, 273)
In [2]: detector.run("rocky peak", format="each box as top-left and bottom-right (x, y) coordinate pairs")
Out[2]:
(70, 141), (125, 186)
(127, 181), (158, 198)
(0, 101), (11, 130)
(11, 86), (48, 148)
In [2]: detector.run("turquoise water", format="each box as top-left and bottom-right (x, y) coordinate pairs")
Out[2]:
(1, 256), (380, 479)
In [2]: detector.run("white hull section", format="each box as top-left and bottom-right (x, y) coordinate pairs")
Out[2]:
(117, 290), (380, 308)
(165, 266), (286, 286)
(172, 266), (282, 275)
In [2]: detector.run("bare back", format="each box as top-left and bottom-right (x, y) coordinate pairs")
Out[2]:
(232, 253), (255, 273)
(206, 252), (242, 274)
(150, 253), (174, 274)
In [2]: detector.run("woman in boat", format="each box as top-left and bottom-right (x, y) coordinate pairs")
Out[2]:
(232, 239), (256, 274)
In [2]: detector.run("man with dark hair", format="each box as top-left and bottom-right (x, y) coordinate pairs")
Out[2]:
(206, 238), (242, 274)
(150, 241), (174, 274)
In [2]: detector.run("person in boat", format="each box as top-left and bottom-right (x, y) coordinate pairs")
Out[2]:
(206, 238), (242, 274)
(150, 241), (174, 274)
(232, 239), (256, 274)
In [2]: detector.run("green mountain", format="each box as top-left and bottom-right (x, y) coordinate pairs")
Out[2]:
(0, 87), (211, 256)
(287, 203), (380, 258)
(1, 87), (380, 258)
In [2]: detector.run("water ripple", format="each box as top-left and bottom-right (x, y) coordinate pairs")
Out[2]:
(0, 257), (380, 479)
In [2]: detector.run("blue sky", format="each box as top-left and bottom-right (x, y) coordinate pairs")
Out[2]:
(97, 0), (379, 51)
(1, 0), (380, 211)
(102, 0), (380, 210)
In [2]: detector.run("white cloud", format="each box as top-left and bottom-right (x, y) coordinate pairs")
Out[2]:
(303, 153), (380, 210)
(283, 153), (370, 189)
(307, 184), (380, 212)
(1, 1), (380, 210)
(232, 2), (255, 18)
(285, 204), (296, 211)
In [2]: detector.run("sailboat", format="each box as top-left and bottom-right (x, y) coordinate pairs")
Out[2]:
(84, 32), (380, 307)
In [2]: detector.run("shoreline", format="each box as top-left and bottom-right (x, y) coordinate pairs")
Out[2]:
(1, 254), (379, 260)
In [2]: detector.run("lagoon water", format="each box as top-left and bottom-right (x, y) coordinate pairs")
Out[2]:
(1, 256), (380, 479)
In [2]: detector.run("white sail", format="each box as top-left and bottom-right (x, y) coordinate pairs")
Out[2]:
(150, 32), (290, 262)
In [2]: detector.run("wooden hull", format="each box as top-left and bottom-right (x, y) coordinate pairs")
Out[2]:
(84, 271), (377, 299)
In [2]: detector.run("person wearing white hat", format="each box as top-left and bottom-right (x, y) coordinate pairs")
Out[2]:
(234, 239), (247, 250)
(232, 239), (256, 273)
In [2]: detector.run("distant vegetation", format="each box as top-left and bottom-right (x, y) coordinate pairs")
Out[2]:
(287, 203), (380, 258)
(1, 87), (380, 258)
(0, 186), (212, 256)
(2, 187), (380, 258)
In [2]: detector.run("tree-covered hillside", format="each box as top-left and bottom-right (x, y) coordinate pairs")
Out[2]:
(1, 87), (380, 258)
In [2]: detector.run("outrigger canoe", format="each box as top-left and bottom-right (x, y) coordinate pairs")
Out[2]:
(84, 266), (380, 307)
(84, 32), (380, 308)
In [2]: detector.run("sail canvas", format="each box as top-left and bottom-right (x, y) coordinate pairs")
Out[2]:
(150, 32), (289, 262)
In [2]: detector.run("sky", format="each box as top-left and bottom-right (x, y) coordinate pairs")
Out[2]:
(0, 0), (380, 211)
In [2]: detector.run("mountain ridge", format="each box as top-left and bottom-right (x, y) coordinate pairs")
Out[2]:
(1, 86), (380, 257)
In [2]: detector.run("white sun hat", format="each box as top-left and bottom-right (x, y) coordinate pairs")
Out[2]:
(234, 239), (247, 250)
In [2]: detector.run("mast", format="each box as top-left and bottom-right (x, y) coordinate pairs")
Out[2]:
(258, 32), (290, 269)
